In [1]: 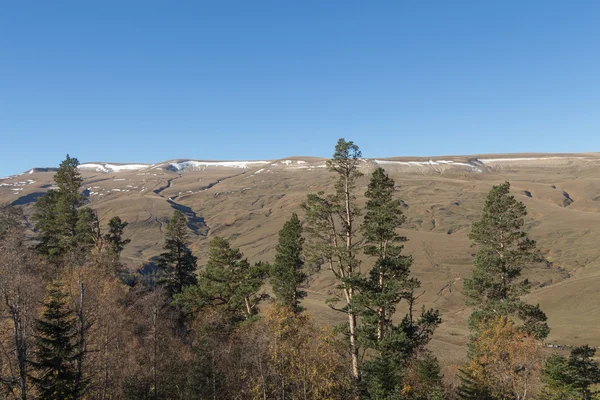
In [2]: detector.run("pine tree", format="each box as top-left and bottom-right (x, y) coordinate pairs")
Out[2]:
(355, 168), (441, 397)
(270, 213), (307, 312)
(541, 345), (600, 400)
(104, 216), (130, 256)
(30, 282), (80, 400)
(74, 207), (101, 253)
(358, 167), (412, 342)
(157, 211), (198, 298)
(302, 138), (363, 392)
(459, 182), (549, 399)
(178, 237), (268, 322)
(33, 155), (84, 261)
(462, 181), (549, 339)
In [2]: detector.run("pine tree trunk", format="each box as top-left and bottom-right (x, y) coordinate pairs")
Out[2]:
(244, 297), (253, 317)
(344, 170), (361, 392)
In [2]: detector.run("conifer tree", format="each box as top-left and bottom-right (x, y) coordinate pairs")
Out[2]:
(355, 168), (441, 397)
(33, 155), (84, 260)
(459, 182), (549, 399)
(157, 211), (198, 298)
(104, 216), (130, 257)
(302, 138), (363, 391)
(541, 345), (600, 400)
(359, 167), (411, 342)
(270, 213), (307, 312)
(462, 181), (549, 338)
(30, 282), (80, 400)
(178, 237), (268, 322)
(74, 207), (101, 253)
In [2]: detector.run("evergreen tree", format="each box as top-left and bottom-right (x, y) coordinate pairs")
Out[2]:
(178, 237), (268, 322)
(408, 351), (446, 400)
(30, 282), (80, 400)
(459, 182), (549, 399)
(157, 211), (198, 298)
(104, 216), (131, 256)
(541, 345), (600, 400)
(270, 213), (307, 312)
(355, 168), (441, 398)
(358, 167), (412, 342)
(74, 207), (101, 253)
(302, 138), (363, 390)
(33, 155), (84, 261)
(462, 181), (549, 339)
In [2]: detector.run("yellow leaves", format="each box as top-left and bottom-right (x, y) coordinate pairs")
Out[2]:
(243, 305), (351, 399)
(465, 316), (542, 399)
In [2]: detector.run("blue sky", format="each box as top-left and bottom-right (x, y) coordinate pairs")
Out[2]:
(1, 1), (599, 176)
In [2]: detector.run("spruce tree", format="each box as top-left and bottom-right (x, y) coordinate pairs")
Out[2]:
(33, 155), (84, 261)
(270, 213), (307, 312)
(157, 211), (198, 298)
(30, 282), (80, 400)
(462, 181), (549, 338)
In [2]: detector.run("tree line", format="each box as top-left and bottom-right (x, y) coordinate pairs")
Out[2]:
(0, 140), (598, 399)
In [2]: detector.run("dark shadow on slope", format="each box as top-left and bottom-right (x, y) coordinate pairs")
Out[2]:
(167, 200), (209, 236)
(11, 192), (46, 206)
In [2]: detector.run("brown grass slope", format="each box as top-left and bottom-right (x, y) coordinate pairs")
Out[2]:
(2, 154), (600, 369)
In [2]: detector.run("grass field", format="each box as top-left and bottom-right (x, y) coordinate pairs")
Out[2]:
(2, 153), (599, 372)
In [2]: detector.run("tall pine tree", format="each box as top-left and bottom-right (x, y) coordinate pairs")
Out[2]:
(459, 182), (549, 399)
(30, 282), (80, 400)
(270, 213), (307, 313)
(356, 168), (441, 398)
(462, 182), (549, 338)
(157, 210), (198, 298)
(302, 138), (363, 392)
(33, 155), (84, 261)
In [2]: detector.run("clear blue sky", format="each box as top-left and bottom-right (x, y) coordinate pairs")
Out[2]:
(1, 1), (599, 176)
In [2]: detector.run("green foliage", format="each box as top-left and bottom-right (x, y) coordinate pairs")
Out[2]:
(541, 345), (600, 400)
(157, 211), (198, 297)
(456, 368), (493, 400)
(33, 155), (85, 261)
(270, 212), (307, 312)
(30, 281), (80, 400)
(355, 168), (441, 398)
(177, 237), (268, 322)
(105, 216), (131, 256)
(463, 181), (549, 339)
(75, 207), (100, 252)
(409, 351), (446, 400)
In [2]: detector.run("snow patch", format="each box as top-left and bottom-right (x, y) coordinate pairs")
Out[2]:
(168, 160), (269, 171)
(79, 163), (150, 173)
(374, 159), (478, 169)
(478, 157), (578, 163)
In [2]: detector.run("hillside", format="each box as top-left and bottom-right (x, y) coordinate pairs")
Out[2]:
(2, 153), (600, 369)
